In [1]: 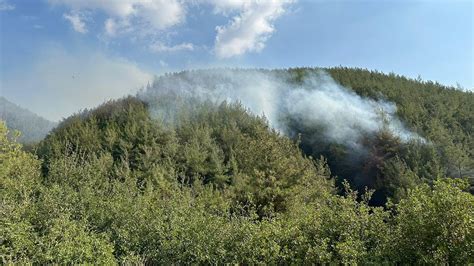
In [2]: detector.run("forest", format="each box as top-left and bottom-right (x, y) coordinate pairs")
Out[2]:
(1, 67), (473, 264)
(0, 97), (57, 144)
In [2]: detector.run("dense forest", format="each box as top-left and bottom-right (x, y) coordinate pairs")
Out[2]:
(0, 97), (57, 144)
(1, 67), (473, 264)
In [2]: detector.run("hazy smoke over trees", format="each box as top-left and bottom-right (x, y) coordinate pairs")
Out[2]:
(141, 69), (422, 149)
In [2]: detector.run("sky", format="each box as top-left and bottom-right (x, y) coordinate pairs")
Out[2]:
(0, 0), (472, 121)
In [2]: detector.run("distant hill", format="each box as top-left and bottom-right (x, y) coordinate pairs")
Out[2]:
(0, 97), (57, 143)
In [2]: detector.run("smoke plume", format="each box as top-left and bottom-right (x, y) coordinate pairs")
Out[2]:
(141, 68), (422, 149)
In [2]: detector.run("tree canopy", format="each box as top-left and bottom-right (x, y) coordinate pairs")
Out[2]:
(1, 67), (473, 264)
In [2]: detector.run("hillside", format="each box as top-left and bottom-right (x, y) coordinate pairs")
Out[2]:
(141, 67), (474, 199)
(326, 67), (474, 193)
(304, 67), (473, 195)
(0, 97), (57, 143)
(2, 67), (473, 264)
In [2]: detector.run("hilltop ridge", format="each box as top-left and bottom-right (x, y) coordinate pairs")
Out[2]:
(0, 97), (57, 143)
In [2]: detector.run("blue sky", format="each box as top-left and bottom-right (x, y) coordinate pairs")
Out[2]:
(0, 0), (472, 121)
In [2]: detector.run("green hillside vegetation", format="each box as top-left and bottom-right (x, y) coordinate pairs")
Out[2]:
(274, 68), (473, 201)
(1, 67), (473, 264)
(0, 97), (57, 144)
(326, 67), (473, 181)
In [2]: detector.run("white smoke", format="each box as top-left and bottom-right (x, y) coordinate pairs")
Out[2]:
(282, 72), (421, 147)
(141, 69), (422, 147)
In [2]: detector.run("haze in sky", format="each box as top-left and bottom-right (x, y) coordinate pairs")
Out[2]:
(0, 0), (472, 121)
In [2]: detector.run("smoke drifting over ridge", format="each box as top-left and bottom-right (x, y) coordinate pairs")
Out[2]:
(141, 69), (422, 148)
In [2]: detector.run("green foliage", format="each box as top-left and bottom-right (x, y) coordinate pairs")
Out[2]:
(0, 97), (57, 144)
(389, 179), (474, 263)
(0, 121), (115, 264)
(282, 67), (474, 201)
(325, 67), (474, 179)
(1, 67), (473, 263)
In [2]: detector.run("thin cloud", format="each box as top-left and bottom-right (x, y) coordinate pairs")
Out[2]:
(50, 0), (186, 36)
(2, 46), (153, 121)
(49, 0), (296, 58)
(0, 0), (14, 11)
(63, 12), (87, 33)
(149, 42), (195, 53)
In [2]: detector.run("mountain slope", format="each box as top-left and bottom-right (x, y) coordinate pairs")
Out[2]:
(0, 97), (57, 143)
(142, 67), (473, 197)
(2, 67), (473, 264)
(38, 67), (474, 199)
